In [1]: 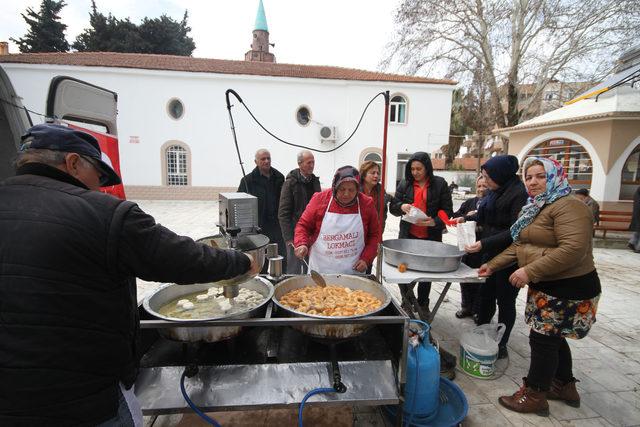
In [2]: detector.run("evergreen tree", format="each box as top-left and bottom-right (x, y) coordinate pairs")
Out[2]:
(74, 2), (195, 56)
(11, 0), (70, 53)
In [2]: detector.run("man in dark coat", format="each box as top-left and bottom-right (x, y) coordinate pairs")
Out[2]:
(628, 186), (640, 252)
(238, 149), (286, 271)
(278, 150), (321, 273)
(389, 151), (453, 309)
(0, 124), (255, 426)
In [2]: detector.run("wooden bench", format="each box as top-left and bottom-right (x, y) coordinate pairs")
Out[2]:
(594, 210), (632, 238)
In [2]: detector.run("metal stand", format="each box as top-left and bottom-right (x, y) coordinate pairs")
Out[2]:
(381, 258), (485, 379)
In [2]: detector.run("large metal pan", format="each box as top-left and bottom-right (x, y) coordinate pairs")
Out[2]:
(143, 277), (274, 342)
(272, 274), (391, 340)
(382, 239), (464, 272)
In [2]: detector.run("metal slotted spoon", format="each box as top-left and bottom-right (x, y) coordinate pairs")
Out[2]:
(301, 257), (327, 288)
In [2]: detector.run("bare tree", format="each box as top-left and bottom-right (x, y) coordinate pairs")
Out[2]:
(383, 0), (640, 142)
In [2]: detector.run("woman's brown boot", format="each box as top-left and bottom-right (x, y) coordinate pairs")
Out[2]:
(498, 378), (549, 416)
(547, 378), (580, 407)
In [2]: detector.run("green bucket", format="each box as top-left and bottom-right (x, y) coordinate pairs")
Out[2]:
(459, 344), (497, 379)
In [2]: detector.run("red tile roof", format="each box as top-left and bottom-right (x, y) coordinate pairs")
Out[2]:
(0, 52), (455, 85)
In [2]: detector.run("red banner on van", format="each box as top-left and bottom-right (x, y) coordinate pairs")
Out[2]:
(68, 124), (127, 200)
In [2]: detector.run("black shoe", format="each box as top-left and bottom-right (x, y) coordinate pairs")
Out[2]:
(498, 346), (509, 359)
(455, 308), (472, 319)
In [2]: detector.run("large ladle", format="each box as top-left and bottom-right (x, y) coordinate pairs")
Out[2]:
(289, 243), (326, 287)
(301, 258), (327, 288)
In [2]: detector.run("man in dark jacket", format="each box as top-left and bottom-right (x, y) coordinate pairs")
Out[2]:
(389, 151), (453, 309)
(278, 150), (321, 273)
(238, 149), (286, 272)
(0, 124), (255, 426)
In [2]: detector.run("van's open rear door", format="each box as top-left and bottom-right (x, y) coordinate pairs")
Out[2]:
(46, 76), (126, 199)
(0, 65), (31, 181)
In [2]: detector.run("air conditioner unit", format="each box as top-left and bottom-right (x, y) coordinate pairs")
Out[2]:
(319, 126), (337, 142)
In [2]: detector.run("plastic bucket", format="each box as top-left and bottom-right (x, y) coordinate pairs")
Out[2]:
(459, 323), (505, 379)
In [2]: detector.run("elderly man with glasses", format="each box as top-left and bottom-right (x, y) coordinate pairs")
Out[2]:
(0, 124), (257, 426)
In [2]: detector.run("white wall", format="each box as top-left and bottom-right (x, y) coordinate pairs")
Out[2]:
(3, 63), (454, 193)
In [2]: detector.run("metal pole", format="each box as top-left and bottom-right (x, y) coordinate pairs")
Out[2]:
(380, 91), (390, 243)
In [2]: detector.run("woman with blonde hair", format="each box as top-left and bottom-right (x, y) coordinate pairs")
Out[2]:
(479, 157), (601, 416)
(452, 174), (487, 319)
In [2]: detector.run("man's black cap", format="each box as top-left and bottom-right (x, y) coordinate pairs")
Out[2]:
(20, 124), (122, 186)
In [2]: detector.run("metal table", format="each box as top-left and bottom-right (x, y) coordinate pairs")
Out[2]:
(381, 258), (484, 323)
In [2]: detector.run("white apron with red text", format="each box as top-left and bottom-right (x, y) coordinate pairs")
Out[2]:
(308, 195), (365, 274)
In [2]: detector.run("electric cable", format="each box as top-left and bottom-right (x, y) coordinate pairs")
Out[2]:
(0, 97), (52, 121)
(180, 371), (222, 427)
(297, 387), (336, 427)
(226, 89), (386, 153)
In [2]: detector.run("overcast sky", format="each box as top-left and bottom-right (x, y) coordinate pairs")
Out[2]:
(2, 0), (402, 72)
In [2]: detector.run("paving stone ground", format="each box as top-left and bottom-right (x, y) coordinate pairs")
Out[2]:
(135, 199), (640, 427)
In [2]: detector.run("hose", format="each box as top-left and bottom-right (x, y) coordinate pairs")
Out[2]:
(180, 370), (222, 427)
(297, 387), (335, 427)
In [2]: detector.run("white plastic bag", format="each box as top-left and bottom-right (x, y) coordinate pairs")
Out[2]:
(401, 206), (428, 224)
(457, 221), (476, 251)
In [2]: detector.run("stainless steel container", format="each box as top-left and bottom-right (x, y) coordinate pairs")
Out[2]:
(142, 277), (274, 342)
(382, 239), (464, 272)
(272, 274), (391, 340)
(196, 234), (268, 286)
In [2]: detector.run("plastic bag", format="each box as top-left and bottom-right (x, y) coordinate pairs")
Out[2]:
(402, 206), (428, 224)
(461, 323), (506, 351)
(457, 221), (476, 251)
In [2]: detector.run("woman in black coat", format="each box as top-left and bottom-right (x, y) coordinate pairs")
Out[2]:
(389, 152), (453, 310)
(464, 155), (528, 359)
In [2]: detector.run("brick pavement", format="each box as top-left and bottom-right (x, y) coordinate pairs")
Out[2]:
(135, 200), (640, 427)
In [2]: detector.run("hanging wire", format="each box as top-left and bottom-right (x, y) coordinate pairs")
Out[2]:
(0, 97), (53, 121)
(226, 90), (387, 153)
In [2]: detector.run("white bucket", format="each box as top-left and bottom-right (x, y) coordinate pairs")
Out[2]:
(459, 323), (506, 379)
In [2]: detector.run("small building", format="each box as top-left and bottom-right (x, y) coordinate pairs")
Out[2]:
(497, 50), (640, 208)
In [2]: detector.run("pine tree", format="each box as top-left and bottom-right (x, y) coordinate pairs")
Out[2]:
(11, 0), (69, 53)
(74, 2), (195, 56)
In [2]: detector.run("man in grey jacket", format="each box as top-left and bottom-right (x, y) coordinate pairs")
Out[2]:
(278, 150), (321, 273)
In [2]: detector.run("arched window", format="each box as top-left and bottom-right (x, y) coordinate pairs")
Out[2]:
(523, 138), (592, 187)
(389, 94), (407, 124)
(364, 152), (382, 164)
(620, 144), (640, 200)
(166, 145), (188, 186)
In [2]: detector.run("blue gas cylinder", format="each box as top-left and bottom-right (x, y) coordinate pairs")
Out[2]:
(404, 320), (440, 423)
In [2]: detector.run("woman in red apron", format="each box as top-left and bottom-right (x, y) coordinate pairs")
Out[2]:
(293, 166), (380, 274)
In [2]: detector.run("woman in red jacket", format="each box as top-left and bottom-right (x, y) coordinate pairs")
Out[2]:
(294, 166), (380, 274)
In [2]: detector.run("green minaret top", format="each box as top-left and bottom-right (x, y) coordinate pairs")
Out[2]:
(254, 0), (269, 32)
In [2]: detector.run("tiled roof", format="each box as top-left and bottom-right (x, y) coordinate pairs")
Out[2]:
(0, 52), (455, 85)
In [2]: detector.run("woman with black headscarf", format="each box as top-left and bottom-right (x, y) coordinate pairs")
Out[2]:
(389, 152), (453, 311)
(463, 155), (528, 358)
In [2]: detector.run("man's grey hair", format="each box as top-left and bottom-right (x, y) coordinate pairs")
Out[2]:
(255, 148), (270, 160)
(14, 149), (67, 170)
(297, 150), (313, 164)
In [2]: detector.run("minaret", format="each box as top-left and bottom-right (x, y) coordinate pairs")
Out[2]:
(245, 0), (275, 63)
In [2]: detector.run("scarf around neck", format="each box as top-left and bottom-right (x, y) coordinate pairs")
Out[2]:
(510, 157), (571, 241)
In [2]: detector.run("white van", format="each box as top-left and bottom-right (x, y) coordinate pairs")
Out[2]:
(0, 66), (123, 196)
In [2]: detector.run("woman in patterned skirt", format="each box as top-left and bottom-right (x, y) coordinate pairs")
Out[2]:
(479, 157), (601, 416)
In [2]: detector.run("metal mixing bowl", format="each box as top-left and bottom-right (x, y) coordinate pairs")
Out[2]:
(272, 274), (391, 340)
(382, 239), (465, 272)
(143, 277), (274, 342)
